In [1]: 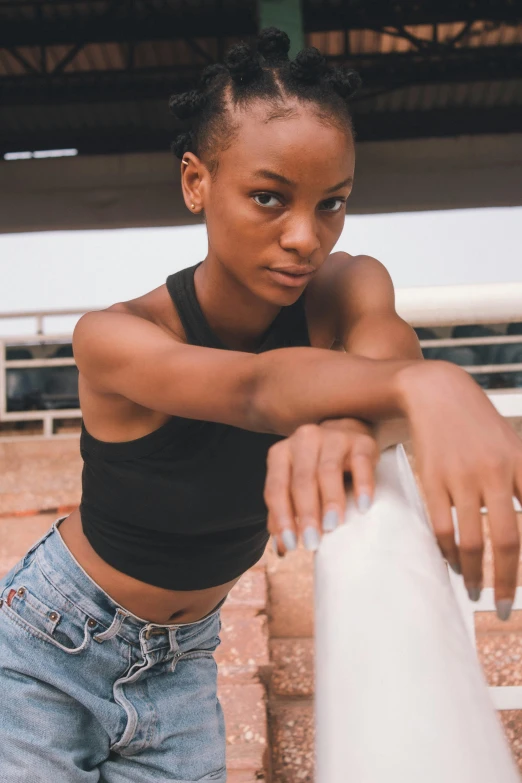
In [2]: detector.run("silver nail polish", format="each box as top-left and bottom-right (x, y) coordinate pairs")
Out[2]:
(281, 529), (297, 551)
(322, 509), (338, 532)
(303, 527), (320, 551)
(467, 586), (481, 602)
(496, 599), (513, 622)
(357, 493), (372, 513)
(449, 561), (461, 575)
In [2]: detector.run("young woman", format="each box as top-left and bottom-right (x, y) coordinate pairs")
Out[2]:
(1, 28), (521, 782)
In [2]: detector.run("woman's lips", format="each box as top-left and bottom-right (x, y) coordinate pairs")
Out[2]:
(266, 268), (315, 287)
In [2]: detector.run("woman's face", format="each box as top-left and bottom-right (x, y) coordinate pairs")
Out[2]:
(194, 101), (355, 305)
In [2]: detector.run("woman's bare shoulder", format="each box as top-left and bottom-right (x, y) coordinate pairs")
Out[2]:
(305, 251), (392, 348)
(71, 285), (187, 440)
(101, 283), (185, 341)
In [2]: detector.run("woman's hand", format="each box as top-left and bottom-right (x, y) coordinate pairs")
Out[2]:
(265, 418), (379, 555)
(398, 360), (522, 618)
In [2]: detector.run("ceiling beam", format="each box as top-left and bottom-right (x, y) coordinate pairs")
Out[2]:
(1, 106), (520, 157)
(0, 45), (520, 107)
(0, 1), (520, 49)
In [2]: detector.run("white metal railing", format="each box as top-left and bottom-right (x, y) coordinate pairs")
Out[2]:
(0, 282), (522, 438)
(395, 282), (522, 327)
(0, 307), (91, 337)
(0, 308), (91, 438)
(315, 445), (522, 782)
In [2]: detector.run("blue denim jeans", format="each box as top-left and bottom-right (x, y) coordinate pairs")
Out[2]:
(0, 517), (227, 782)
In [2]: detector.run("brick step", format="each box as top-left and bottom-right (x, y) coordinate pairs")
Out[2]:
(218, 567), (271, 781)
(268, 700), (315, 783)
(266, 545), (314, 638)
(270, 638), (314, 698)
(477, 629), (522, 687)
(216, 612), (269, 673)
(224, 568), (267, 609)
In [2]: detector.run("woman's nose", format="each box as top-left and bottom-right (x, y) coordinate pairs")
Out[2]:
(279, 215), (321, 258)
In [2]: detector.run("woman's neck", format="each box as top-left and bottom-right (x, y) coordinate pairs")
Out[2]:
(193, 259), (282, 352)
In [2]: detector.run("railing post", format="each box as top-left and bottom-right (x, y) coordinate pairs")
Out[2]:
(314, 444), (519, 783)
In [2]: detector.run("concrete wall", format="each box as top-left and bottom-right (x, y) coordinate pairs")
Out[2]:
(1, 133), (521, 234)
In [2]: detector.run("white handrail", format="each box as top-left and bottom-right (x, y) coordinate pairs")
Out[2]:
(396, 282), (522, 327)
(314, 445), (520, 782)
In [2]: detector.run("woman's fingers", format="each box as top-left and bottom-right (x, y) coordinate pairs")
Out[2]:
(316, 429), (351, 533)
(350, 434), (378, 512)
(264, 440), (297, 552)
(289, 425), (322, 551)
(423, 464), (521, 620)
(451, 491), (484, 600)
(421, 479), (461, 577)
(265, 421), (379, 555)
(268, 511), (284, 557)
(485, 486), (520, 619)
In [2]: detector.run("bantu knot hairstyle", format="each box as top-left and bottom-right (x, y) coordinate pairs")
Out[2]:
(224, 42), (264, 86)
(257, 27), (291, 64)
(169, 26), (361, 175)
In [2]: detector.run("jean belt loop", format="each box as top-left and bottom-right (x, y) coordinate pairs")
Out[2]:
(93, 607), (129, 643)
(168, 627), (180, 655)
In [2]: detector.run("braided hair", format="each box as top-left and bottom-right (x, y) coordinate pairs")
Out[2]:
(169, 27), (361, 177)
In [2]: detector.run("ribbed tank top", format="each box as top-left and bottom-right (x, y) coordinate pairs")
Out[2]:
(79, 262), (312, 590)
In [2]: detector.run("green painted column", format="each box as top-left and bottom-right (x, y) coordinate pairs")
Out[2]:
(257, 0), (305, 56)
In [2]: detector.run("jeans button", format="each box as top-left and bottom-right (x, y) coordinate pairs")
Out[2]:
(17, 587), (26, 597)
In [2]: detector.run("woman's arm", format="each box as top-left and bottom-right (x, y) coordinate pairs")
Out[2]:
(264, 253), (522, 620)
(266, 254), (420, 554)
(73, 307), (416, 435)
(329, 252), (423, 450)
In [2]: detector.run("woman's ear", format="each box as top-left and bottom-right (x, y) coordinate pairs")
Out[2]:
(180, 153), (206, 214)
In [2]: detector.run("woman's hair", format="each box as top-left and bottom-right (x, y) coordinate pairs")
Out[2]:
(168, 27), (361, 177)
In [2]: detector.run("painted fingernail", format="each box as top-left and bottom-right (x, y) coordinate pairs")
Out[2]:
(322, 509), (338, 532)
(281, 529), (297, 552)
(467, 586), (481, 602)
(496, 599), (513, 622)
(303, 527), (320, 551)
(449, 561), (461, 575)
(357, 493), (372, 513)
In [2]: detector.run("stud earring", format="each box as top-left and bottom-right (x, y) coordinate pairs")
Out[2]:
(191, 203), (196, 210)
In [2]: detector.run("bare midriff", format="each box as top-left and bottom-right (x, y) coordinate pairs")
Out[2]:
(58, 509), (240, 625)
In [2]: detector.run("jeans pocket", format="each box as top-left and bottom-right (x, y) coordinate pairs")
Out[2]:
(1, 570), (93, 655)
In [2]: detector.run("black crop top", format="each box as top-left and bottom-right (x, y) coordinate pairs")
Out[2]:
(79, 262), (312, 590)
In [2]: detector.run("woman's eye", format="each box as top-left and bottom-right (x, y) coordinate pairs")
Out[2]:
(253, 193), (283, 208)
(320, 198), (345, 213)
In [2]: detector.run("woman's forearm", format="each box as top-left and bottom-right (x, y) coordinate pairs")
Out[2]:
(251, 346), (419, 436)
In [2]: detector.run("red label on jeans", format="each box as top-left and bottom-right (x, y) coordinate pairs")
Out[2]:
(6, 589), (16, 607)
